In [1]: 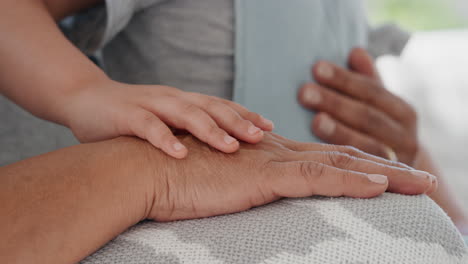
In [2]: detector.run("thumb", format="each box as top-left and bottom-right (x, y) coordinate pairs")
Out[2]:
(348, 47), (380, 80)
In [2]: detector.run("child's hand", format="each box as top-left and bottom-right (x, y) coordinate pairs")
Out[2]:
(63, 80), (274, 159)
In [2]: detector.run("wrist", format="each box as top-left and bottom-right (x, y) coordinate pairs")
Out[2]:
(52, 72), (113, 128)
(0, 136), (162, 263)
(99, 136), (163, 222)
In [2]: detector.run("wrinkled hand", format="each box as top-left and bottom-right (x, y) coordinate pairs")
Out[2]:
(63, 79), (274, 159)
(298, 48), (419, 166)
(146, 132), (436, 222)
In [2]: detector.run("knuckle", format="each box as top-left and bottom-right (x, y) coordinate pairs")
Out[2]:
(133, 112), (157, 139)
(404, 139), (419, 158)
(340, 170), (351, 189)
(340, 74), (352, 90)
(335, 170), (356, 197)
(219, 98), (249, 115)
(361, 107), (382, 133)
(181, 103), (201, 116)
(222, 107), (244, 125)
(235, 118), (250, 130)
(245, 111), (262, 123)
(149, 118), (166, 132)
(339, 145), (362, 157)
(299, 161), (324, 183)
(326, 94), (343, 113)
(158, 129), (175, 143)
(364, 80), (383, 103)
(204, 98), (221, 112)
(328, 151), (354, 168)
(205, 123), (221, 137)
(138, 111), (156, 124)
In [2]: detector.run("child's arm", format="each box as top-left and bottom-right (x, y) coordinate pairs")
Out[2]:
(0, 0), (105, 124)
(0, 0), (274, 159)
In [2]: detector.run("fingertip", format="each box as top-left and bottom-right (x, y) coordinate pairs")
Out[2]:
(425, 174), (438, 195)
(388, 170), (433, 195)
(218, 134), (239, 153)
(411, 170), (434, 194)
(299, 84), (322, 108)
(221, 140), (240, 153)
(170, 142), (188, 159)
(311, 60), (326, 75)
(355, 174), (388, 198)
(223, 134), (236, 144)
(170, 151), (188, 159)
(311, 114), (322, 133)
(260, 116), (275, 131)
(247, 124), (264, 136)
(349, 47), (377, 78)
(298, 84), (310, 106)
(313, 61), (334, 80)
(313, 113), (336, 138)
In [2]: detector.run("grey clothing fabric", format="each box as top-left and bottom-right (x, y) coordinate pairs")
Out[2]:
(69, 0), (235, 99)
(368, 23), (412, 58)
(232, 0), (368, 142)
(0, 95), (77, 166)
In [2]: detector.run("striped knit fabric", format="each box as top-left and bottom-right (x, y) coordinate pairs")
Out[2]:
(82, 194), (468, 264)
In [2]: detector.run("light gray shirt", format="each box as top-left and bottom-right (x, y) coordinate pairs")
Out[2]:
(68, 0), (236, 99)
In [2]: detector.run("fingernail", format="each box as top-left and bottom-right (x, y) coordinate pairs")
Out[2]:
(173, 142), (185, 152)
(317, 62), (333, 79)
(410, 170), (431, 180)
(261, 116), (275, 129)
(367, 174), (388, 184)
(248, 125), (261, 135)
(224, 135), (237, 144)
(303, 87), (322, 105)
(318, 114), (336, 136)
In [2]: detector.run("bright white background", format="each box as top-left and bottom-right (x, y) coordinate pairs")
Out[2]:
(377, 29), (468, 209)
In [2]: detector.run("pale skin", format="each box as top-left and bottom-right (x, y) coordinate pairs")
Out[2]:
(0, 133), (436, 263)
(298, 47), (468, 234)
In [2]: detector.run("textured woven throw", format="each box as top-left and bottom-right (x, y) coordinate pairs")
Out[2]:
(82, 194), (468, 263)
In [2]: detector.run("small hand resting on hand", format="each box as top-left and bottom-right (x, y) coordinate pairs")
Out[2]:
(298, 48), (419, 165)
(63, 80), (274, 159)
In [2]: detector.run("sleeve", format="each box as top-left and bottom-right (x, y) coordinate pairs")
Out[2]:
(367, 23), (412, 58)
(61, 0), (161, 55)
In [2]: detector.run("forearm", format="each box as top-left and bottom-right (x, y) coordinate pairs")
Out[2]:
(0, 0), (106, 125)
(0, 137), (156, 263)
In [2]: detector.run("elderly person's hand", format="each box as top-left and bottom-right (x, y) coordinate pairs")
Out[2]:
(298, 48), (419, 166)
(150, 132), (436, 221)
(1, 132), (436, 263)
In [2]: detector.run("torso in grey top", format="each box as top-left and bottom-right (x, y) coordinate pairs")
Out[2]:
(70, 0), (235, 99)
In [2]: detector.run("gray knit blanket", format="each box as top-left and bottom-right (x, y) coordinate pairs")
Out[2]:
(82, 194), (468, 264)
